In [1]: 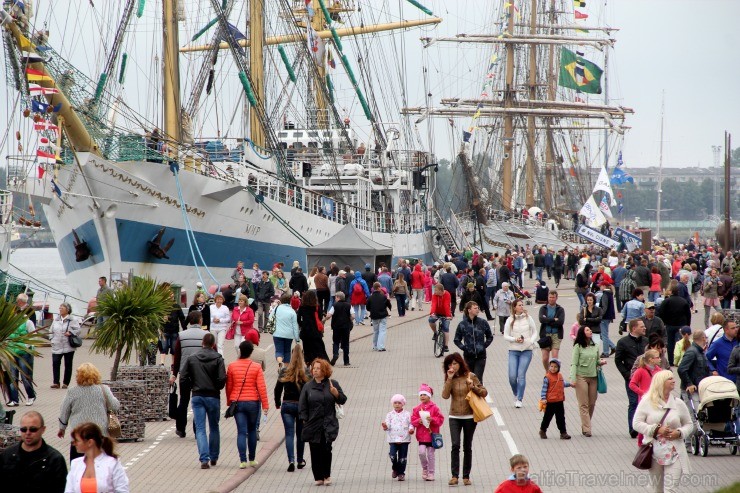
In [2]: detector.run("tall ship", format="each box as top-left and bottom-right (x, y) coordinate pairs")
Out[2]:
(402, 0), (633, 252)
(1, 0), (441, 300)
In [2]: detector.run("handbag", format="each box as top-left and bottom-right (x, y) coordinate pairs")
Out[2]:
(335, 403), (345, 419)
(225, 323), (236, 340)
(537, 336), (552, 349)
(632, 409), (670, 470)
(225, 362), (251, 419)
(168, 383), (178, 419)
(102, 385), (122, 439)
(431, 432), (444, 449)
(314, 308), (324, 333)
(466, 389), (493, 423)
(265, 308), (277, 335)
(596, 367), (607, 394)
(68, 334), (83, 348)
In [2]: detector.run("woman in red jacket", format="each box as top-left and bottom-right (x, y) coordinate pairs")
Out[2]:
(230, 295), (255, 357)
(226, 340), (269, 469)
(628, 349), (661, 446)
(428, 284), (452, 350)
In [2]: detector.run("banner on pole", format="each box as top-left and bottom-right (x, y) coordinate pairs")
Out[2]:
(612, 227), (642, 252)
(575, 224), (620, 250)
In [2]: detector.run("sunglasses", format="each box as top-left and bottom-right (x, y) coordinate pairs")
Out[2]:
(20, 427), (41, 433)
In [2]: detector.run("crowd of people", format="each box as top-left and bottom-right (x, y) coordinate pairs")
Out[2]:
(2, 237), (740, 492)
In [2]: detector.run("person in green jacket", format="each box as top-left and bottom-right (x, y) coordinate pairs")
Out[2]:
(570, 326), (607, 437)
(6, 319), (37, 407)
(673, 326), (692, 367)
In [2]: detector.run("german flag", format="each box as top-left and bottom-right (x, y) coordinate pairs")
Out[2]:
(574, 0), (586, 7)
(26, 68), (53, 83)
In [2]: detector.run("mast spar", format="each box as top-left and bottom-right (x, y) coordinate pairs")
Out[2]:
(162, 0), (182, 156)
(249, 0), (265, 146)
(524, 0), (537, 208)
(501, 1), (515, 211)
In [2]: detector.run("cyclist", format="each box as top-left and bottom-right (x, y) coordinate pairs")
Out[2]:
(429, 284), (452, 352)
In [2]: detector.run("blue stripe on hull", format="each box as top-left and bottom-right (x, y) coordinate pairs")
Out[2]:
(116, 219), (307, 269)
(58, 220), (105, 274)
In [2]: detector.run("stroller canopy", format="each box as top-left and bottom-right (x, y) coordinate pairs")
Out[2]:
(697, 376), (740, 412)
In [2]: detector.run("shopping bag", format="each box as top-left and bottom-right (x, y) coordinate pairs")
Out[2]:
(597, 368), (607, 394)
(168, 383), (178, 419)
(466, 390), (493, 423)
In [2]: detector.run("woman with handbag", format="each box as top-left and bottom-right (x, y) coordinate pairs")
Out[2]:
(299, 358), (347, 486)
(570, 326), (607, 437)
(503, 299), (538, 408)
(632, 370), (693, 493)
(230, 295), (255, 356)
(188, 292), (211, 331)
(49, 302), (82, 389)
(66, 422), (129, 492)
(226, 340), (269, 469)
(297, 291), (329, 363)
(58, 363), (120, 461)
(275, 345), (309, 472)
(441, 352), (487, 486)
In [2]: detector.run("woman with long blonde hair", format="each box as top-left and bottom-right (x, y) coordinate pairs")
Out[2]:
(275, 345), (310, 471)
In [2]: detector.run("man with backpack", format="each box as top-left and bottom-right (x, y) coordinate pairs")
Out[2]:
(348, 271), (371, 324)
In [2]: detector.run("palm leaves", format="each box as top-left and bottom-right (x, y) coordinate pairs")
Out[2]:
(90, 276), (173, 380)
(0, 299), (45, 398)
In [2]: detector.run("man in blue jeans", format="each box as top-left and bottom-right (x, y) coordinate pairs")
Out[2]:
(180, 332), (226, 469)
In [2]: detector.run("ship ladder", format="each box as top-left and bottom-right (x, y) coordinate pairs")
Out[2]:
(432, 210), (460, 252)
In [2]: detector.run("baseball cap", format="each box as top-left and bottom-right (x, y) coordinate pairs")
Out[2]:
(645, 301), (655, 309)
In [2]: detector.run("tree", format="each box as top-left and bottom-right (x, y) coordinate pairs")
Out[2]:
(0, 299), (45, 399)
(91, 276), (173, 380)
(732, 147), (740, 166)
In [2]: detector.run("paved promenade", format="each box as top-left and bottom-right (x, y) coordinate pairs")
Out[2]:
(20, 277), (738, 492)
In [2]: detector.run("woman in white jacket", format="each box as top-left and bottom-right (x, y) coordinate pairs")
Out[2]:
(503, 300), (538, 408)
(209, 293), (231, 355)
(632, 370), (693, 493)
(65, 423), (129, 493)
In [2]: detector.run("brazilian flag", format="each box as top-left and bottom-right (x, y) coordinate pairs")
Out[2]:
(558, 48), (603, 94)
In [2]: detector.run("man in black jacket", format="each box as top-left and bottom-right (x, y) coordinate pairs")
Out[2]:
(335, 270), (350, 298)
(255, 270), (275, 332)
(366, 282), (392, 351)
(0, 411), (67, 493)
(324, 292), (354, 366)
(657, 285), (691, 366)
(538, 291), (565, 370)
(677, 329), (710, 439)
(453, 302), (494, 382)
(160, 292), (187, 367)
(181, 332), (226, 469)
(361, 263), (377, 288)
(634, 259), (652, 296)
(615, 319), (647, 438)
(289, 268), (309, 295)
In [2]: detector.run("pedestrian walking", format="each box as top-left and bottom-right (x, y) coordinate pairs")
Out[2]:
(381, 394), (414, 481)
(615, 318), (647, 438)
(537, 291), (565, 370)
(570, 326), (607, 437)
(442, 352), (487, 486)
(5, 314), (36, 407)
(49, 302), (81, 390)
(226, 341), (269, 469)
(275, 345), (309, 472)
(411, 384), (444, 482)
(297, 290), (329, 363)
(255, 271), (275, 331)
(188, 292), (211, 331)
(368, 282), (392, 351)
(66, 423), (129, 493)
(392, 275), (409, 317)
(410, 264), (425, 311)
(169, 311), (208, 438)
(657, 285), (692, 366)
(453, 301), (494, 383)
(538, 358), (572, 439)
(209, 293), (231, 356)
(598, 282), (617, 357)
(180, 332), (226, 469)
(492, 283), (515, 335)
(228, 295), (255, 356)
(271, 294), (300, 368)
(504, 300), (538, 407)
(299, 359), (348, 486)
(323, 291), (354, 366)
(160, 292), (186, 366)
(348, 271), (370, 323)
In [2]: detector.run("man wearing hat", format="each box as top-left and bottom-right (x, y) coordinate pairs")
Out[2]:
(640, 301), (666, 344)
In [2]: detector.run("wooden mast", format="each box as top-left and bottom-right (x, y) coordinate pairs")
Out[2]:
(249, 0), (266, 146)
(501, 2), (516, 211)
(524, 0), (537, 208)
(311, 0), (329, 129)
(543, 0), (556, 211)
(162, 0), (182, 157)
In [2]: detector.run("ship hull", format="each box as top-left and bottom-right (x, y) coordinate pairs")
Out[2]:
(38, 155), (434, 300)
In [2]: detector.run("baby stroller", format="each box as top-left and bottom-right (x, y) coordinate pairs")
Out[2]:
(687, 376), (739, 457)
(509, 278), (533, 305)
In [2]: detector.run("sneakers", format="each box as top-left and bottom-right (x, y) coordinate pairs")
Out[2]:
(560, 433), (571, 440)
(398, 474), (406, 481)
(378, 348), (387, 352)
(248, 460), (259, 467)
(297, 460), (306, 469)
(432, 330), (437, 340)
(25, 398), (35, 406)
(287, 463), (295, 472)
(449, 477), (459, 486)
(427, 474), (435, 481)
(201, 462), (210, 469)
(539, 429), (547, 439)
(422, 470), (428, 481)
(239, 462), (247, 469)
(6, 401), (18, 407)
(515, 400), (522, 408)
(443, 346), (449, 353)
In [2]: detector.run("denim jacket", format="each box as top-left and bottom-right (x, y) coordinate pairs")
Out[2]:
(621, 299), (645, 322)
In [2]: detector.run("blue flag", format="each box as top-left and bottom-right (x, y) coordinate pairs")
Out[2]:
(50, 179), (63, 198)
(610, 167), (633, 185)
(462, 130), (472, 143)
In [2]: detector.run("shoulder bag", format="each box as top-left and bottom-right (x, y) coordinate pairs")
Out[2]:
(632, 409), (670, 470)
(102, 385), (122, 439)
(64, 319), (82, 348)
(431, 432), (444, 449)
(596, 367), (607, 394)
(466, 387), (493, 423)
(225, 362), (252, 418)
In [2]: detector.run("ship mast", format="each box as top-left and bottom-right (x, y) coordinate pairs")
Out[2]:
(250, 0), (265, 146)
(543, 0), (556, 211)
(524, 0), (537, 208)
(501, 2), (516, 211)
(162, 0), (182, 153)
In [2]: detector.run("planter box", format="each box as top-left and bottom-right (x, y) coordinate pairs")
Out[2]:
(104, 380), (146, 441)
(117, 365), (170, 421)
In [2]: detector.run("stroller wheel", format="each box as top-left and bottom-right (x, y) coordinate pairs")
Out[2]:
(699, 434), (710, 457)
(689, 435), (699, 455)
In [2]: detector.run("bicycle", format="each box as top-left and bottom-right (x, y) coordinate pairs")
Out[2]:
(430, 316), (450, 358)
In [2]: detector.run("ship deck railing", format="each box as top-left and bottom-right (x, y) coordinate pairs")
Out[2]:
(246, 171), (426, 235)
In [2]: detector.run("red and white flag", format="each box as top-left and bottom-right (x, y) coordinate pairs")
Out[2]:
(34, 121), (59, 132)
(38, 165), (46, 179)
(28, 83), (59, 96)
(36, 149), (57, 163)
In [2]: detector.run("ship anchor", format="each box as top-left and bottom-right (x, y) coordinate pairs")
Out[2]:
(148, 227), (175, 260)
(72, 229), (91, 262)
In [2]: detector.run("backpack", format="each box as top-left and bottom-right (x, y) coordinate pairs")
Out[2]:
(619, 271), (637, 302)
(353, 281), (364, 296)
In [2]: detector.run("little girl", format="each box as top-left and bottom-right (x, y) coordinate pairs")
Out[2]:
(382, 394), (414, 481)
(411, 384), (444, 481)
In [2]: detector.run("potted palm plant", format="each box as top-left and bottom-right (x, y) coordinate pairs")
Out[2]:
(90, 276), (173, 439)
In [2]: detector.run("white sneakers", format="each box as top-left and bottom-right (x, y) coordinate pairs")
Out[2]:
(515, 400), (523, 408)
(26, 398), (35, 406)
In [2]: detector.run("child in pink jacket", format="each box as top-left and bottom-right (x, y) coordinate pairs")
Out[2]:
(423, 269), (434, 303)
(410, 383), (444, 481)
